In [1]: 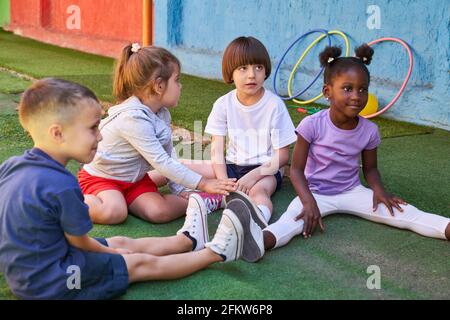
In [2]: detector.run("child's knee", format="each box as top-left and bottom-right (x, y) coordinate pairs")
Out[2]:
(125, 254), (159, 281)
(134, 254), (160, 274)
(107, 236), (131, 248)
(249, 185), (270, 199)
(101, 205), (128, 224)
(142, 206), (173, 224)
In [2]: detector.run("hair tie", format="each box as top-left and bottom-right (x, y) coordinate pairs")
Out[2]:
(327, 57), (335, 64)
(131, 43), (141, 53)
(362, 57), (368, 62)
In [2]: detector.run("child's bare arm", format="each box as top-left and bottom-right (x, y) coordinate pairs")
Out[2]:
(362, 148), (406, 215)
(361, 148), (384, 192)
(211, 135), (228, 179)
(64, 233), (131, 255)
(290, 135), (324, 237)
(237, 146), (290, 193)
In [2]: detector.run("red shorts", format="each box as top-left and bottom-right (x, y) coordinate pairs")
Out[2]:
(78, 169), (158, 206)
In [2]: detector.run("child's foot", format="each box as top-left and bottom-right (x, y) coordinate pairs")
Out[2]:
(225, 190), (268, 229)
(196, 192), (225, 214)
(205, 209), (244, 262)
(226, 199), (264, 262)
(205, 199), (265, 263)
(176, 193), (209, 251)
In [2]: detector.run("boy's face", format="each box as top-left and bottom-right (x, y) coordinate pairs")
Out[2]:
(60, 99), (103, 164)
(232, 64), (266, 99)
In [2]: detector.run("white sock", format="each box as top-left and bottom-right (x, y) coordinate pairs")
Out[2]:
(257, 205), (271, 222)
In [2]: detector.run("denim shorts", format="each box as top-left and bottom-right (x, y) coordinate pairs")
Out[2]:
(58, 238), (129, 300)
(226, 163), (283, 191)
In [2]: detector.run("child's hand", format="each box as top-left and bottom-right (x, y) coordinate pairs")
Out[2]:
(237, 173), (258, 195)
(179, 191), (194, 200)
(373, 190), (407, 216)
(198, 177), (237, 195)
(114, 248), (133, 255)
(294, 202), (324, 238)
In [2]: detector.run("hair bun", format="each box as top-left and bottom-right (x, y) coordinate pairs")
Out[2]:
(319, 46), (342, 67)
(354, 44), (374, 65)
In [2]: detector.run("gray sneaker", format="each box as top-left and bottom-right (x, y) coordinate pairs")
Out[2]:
(225, 190), (268, 229)
(225, 199), (265, 263)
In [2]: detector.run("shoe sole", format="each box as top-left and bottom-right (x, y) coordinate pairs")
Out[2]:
(222, 209), (243, 261)
(189, 193), (209, 248)
(226, 200), (264, 263)
(225, 191), (268, 229)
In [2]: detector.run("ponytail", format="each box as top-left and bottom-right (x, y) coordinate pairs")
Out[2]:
(113, 44), (181, 102)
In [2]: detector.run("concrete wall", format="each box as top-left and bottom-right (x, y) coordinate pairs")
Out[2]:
(155, 0), (450, 130)
(7, 0), (144, 58)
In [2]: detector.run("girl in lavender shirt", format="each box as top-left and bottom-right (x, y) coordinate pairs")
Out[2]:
(262, 44), (450, 249)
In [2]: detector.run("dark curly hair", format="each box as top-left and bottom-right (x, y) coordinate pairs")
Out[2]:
(319, 44), (374, 84)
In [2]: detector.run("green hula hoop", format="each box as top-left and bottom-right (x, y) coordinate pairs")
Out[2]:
(288, 30), (350, 105)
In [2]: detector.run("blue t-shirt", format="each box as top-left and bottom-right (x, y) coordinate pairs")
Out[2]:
(0, 148), (93, 299)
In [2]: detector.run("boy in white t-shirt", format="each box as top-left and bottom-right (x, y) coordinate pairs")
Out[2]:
(181, 36), (297, 227)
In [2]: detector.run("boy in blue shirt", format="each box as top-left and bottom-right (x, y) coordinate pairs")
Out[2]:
(0, 78), (264, 299)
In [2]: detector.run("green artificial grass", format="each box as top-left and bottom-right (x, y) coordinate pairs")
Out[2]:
(0, 29), (114, 102)
(0, 70), (31, 94)
(0, 70), (31, 115)
(0, 93), (19, 115)
(0, 28), (448, 300)
(98, 130), (450, 300)
(0, 162), (447, 300)
(0, 110), (449, 299)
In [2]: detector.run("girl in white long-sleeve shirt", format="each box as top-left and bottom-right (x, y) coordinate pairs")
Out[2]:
(78, 44), (237, 224)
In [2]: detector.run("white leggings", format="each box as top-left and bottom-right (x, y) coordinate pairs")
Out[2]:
(266, 185), (449, 248)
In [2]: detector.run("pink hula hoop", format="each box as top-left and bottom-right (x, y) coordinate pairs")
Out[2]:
(365, 37), (413, 119)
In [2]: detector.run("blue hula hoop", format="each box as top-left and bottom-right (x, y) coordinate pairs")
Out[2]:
(273, 29), (331, 100)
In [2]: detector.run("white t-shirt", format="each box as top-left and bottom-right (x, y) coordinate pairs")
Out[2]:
(205, 88), (297, 165)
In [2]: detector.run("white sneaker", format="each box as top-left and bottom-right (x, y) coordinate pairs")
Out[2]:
(205, 209), (243, 262)
(177, 193), (209, 251)
(226, 199), (265, 263)
(225, 190), (268, 229)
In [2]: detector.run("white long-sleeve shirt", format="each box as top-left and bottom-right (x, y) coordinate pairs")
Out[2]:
(83, 96), (201, 194)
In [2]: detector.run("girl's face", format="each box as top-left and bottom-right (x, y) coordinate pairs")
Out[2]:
(323, 68), (369, 119)
(232, 64), (266, 103)
(160, 66), (182, 108)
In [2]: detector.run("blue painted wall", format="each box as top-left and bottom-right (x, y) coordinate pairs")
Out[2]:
(155, 0), (450, 130)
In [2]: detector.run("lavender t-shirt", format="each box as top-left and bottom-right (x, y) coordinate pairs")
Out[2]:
(296, 109), (381, 195)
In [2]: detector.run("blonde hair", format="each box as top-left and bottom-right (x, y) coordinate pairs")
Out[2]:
(222, 36), (271, 84)
(113, 44), (181, 101)
(19, 78), (98, 129)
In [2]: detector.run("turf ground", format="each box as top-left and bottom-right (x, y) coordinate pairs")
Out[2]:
(0, 29), (448, 300)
